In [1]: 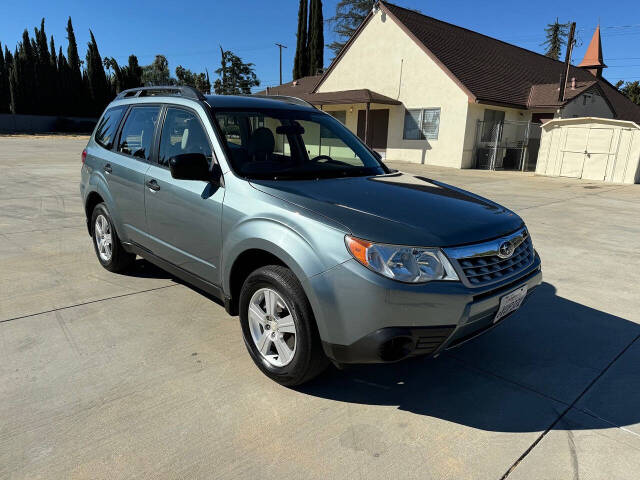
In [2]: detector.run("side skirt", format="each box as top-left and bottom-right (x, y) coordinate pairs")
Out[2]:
(123, 241), (228, 306)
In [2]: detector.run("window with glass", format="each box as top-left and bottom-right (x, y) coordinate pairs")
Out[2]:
(95, 106), (127, 149)
(117, 106), (161, 160)
(158, 108), (213, 167)
(403, 108), (440, 140)
(321, 110), (347, 139)
(212, 109), (386, 180)
(481, 109), (505, 142)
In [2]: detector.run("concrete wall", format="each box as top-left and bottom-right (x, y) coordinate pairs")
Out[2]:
(316, 8), (470, 167)
(0, 114), (96, 134)
(536, 117), (640, 184)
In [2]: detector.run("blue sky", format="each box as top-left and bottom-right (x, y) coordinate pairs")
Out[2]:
(2, 0), (640, 91)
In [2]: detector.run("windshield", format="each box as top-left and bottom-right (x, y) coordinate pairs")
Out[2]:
(212, 108), (387, 180)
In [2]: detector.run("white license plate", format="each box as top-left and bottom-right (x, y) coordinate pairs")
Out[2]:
(494, 286), (528, 323)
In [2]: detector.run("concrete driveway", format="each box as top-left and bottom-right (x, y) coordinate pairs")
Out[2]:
(1, 136), (639, 479)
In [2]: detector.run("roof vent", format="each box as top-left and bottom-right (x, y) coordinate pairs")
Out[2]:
(293, 81), (299, 86)
(571, 77), (576, 90)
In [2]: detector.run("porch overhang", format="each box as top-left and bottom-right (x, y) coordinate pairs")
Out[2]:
(290, 89), (402, 106)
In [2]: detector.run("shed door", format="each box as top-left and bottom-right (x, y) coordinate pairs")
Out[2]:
(559, 126), (615, 179)
(559, 127), (589, 177)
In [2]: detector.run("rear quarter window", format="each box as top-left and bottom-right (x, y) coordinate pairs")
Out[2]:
(94, 106), (127, 149)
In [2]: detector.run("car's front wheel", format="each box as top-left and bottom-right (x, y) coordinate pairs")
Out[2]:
(90, 202), (135, 272)
(239, 265), (328, 386)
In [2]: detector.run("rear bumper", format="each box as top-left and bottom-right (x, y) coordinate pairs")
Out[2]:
(311, 254), (542, 364)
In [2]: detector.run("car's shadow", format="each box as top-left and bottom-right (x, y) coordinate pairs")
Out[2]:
(297, 283), (640, 433)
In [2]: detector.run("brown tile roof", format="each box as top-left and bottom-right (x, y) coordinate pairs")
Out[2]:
(256, 76), (400, 106)
(528, 80), (598, 108)
(255, 75), (322, 96)
(316, 1), (640, 122)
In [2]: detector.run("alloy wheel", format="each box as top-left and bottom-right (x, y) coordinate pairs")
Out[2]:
(94, 214), (113, 262)
(248, 288), (297, 367)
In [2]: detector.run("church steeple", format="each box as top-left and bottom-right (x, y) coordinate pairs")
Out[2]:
(578, 25), (607, 77)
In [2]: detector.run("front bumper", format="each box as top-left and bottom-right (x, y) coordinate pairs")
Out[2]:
(309, 253), (542, 364)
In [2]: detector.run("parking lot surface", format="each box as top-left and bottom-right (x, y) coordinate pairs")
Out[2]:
(1, 135), (639, 479)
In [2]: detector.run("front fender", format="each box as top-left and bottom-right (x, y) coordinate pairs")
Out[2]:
(221, 214), (350, 341)
(222, 216), (347, 292)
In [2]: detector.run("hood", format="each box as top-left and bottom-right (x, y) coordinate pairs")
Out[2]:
(250, 172), (523, 247)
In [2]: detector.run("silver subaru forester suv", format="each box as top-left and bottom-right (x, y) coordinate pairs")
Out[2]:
(80, 86), (542, 386)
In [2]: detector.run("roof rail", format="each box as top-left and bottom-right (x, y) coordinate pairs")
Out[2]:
(116, 86), (206, 101)
(255, 94), (315, 108)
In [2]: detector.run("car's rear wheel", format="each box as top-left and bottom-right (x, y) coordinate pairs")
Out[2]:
(90, 203), (135, 272)
(239, 265), (329, 386)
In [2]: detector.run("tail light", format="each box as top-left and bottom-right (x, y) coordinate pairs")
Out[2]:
(81, 148), (87, 164)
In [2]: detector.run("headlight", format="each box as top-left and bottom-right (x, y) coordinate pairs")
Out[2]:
(345, 235), (459, 283)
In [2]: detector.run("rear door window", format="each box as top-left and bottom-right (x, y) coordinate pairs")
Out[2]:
(94, 106), (127, 149)
(117, 106), (161, 161)
(158, 107), (213, 167)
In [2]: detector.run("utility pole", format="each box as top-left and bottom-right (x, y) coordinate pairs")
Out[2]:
(558, 22), (576, 102)
(275, 43), (287, 85)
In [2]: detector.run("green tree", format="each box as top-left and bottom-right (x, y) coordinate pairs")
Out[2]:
(293, 0), (309, 80)
(308, 0), (324, 76)
(542, 18), (569, 60)
(10, 30), (38, 114)
(615, 80), (640, 105)
(4, 47), (14, 113)
(327, 0), (375, 57)
(175, 65), (211, 93)
(142, 55), (172, 86)
(34, 19), (55, 113)
(66, 18), (84, 115)
(214, 48), (260, 94)
(57, 47), (73, 115)
(0, 42), (9, 113)
(86, 31), (111, 115)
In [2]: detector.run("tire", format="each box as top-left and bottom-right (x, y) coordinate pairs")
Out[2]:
(90, 202), (135, 273)
(239, 265), (329, 386)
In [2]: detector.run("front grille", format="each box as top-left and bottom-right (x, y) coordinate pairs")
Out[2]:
(444, 228), (534, 288)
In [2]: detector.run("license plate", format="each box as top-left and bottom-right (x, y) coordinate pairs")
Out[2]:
(494, 286), (527, 323)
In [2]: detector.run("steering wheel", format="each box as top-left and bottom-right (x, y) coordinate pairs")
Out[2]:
(309, 155), (333, 163)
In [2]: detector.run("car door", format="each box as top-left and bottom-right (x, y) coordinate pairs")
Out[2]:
(106, 104), (161, 244)
(143, 105), (225, 284)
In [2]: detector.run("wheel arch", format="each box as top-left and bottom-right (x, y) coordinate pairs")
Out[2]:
(222, 225), (330, 318)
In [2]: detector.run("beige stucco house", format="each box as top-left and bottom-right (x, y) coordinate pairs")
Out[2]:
(262, 1), (640, 169)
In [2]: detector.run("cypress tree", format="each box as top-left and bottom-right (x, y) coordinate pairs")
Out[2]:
(293, 0), (309, 80)
(57, 47), (72, 115)
(3, 47), (14, 113)
(0, 42), (8, 113)
(86, 30), (110, 115)
(308, 0), (324, 76)
(66, 17), (84, 115)
(49, 36), (57, 72)
(34, 19), (54, 113)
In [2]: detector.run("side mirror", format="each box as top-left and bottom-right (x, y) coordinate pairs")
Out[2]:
(169, 153), (211, 182)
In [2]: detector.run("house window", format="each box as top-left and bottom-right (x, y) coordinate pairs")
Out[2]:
(321, 110), (347, 139)
(328, 110), (347, 125)
(481, 109), (505, 142)
(403, 108), (440, 140)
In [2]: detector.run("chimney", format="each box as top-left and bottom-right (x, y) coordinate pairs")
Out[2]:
(578, 25), (607, 78)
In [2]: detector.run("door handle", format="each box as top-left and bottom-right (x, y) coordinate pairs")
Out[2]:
(103, 164), (112, 174)
(145, 179), (160, 191)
